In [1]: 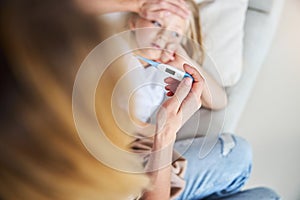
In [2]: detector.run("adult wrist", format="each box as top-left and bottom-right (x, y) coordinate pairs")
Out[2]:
(122, 0), (141, 13)
(145, 138), (174, 172)
(153, 129), (176, 150)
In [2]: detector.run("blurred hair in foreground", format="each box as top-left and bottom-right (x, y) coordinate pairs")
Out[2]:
(0, 0), (149, 199)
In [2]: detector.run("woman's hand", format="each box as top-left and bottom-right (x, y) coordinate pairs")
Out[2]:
(163, 48), (196, 98)
(164, 47), (228, 110)
(75, 0), (190, 18)
(155, 64), (205, 146)
(137, 0), (190, 21)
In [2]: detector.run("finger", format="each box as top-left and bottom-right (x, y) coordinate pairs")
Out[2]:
(165, 85), (171, 90)
(140, 0), (190, 20)
(165, 83), (178, 93)
(165, 83), (179, 91)
(161, 50), (175, 63)
(161, 42), (179, 63)
(164, 77), (178, 84)
(183, 64), (205, 99)
(178, 91), (202, 125)
(166, 91), (174, 96)
(157, 0), (190, 19)
(165, 53), (186, 71)
(141, 9), (168, 20)
(170, 77), (193, 111)
(176, 65), (204, 123)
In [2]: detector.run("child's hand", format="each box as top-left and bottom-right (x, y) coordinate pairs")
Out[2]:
(160, 43), (177, 63)
(163, 51), (194, 96)
(160, 44), (190, 66)
(164, 77), (180, 97)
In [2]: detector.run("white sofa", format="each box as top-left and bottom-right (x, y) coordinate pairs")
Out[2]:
(177, 0), (285, 144)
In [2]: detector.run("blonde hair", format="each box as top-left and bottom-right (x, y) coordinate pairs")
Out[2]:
(0, 0), (149, 199)
(184, 0), (204, 65)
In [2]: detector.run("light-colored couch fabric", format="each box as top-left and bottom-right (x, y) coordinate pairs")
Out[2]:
(199, 0), (249, 87)
(248, 0), (275, 13)
(177, 0), (285, 142)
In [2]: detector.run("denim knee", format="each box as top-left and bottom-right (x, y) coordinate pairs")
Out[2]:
(174, 134), (253, 200)
(213, 187), (281, 200)
(212, 134), (253, 197)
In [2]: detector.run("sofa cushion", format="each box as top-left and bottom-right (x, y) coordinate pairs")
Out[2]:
(248, 0), (275, 13)
(198, 0), (249, 87)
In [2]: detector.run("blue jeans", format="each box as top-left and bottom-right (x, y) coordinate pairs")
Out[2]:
(174, 134), (280, 200)
(213, 187), (280, 200)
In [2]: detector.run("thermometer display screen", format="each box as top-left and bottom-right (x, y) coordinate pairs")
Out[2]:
(165, 68), (175, 75)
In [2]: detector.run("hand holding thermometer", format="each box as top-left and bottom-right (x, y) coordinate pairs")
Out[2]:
(135, 55), (193, 81)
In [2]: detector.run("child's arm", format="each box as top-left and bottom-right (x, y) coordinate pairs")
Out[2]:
(164, 46), (228, 110)
(193, 62), (228, 110)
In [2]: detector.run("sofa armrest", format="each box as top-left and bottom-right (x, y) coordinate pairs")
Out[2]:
(221, 0), (285, 133)
(248, 0), (275, 13)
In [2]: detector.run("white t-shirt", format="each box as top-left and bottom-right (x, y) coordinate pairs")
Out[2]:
(111, 53), (168, 125)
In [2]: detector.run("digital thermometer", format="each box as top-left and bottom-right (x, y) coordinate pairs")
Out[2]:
(135, 55), (193, 81)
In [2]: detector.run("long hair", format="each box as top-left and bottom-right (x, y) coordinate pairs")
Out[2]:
(184, 0), (205, 65)
(0, 0), (149, 199)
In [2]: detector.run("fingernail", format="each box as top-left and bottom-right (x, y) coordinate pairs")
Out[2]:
(184, 77), (192, 85)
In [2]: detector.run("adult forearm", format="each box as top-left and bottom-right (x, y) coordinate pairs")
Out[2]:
(74, 0), (139, 15)
(142, 165), (172, 200)
(142, 134), (174, 200)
